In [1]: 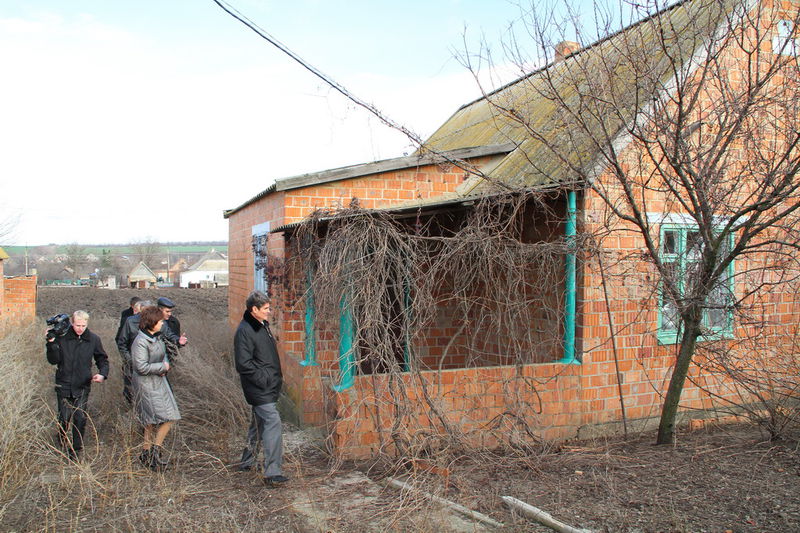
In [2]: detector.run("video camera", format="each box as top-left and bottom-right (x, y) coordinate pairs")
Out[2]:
(46, 314), (71, 341)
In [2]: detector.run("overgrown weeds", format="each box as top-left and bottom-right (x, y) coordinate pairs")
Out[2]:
(0, 313), (272, 531)
(0, 321), (51, 516)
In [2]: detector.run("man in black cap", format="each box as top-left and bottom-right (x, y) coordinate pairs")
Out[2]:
(157, 297), (186, 362)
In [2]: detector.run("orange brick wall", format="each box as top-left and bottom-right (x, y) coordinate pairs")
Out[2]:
(325, 363), (583, 458)
(282, 158), (493, 222)
(0, 273), (38, 335)
(227, 191), (286, 329)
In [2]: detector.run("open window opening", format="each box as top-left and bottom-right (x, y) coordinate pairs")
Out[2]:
(284, 192), (576, 387)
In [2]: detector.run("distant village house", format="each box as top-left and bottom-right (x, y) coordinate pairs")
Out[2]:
(179, 250), (228, 288)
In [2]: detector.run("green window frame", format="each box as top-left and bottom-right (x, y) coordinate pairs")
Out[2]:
(657, 223), (735, 345)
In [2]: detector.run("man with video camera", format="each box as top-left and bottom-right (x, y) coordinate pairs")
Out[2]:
(46, 310), (109, 461)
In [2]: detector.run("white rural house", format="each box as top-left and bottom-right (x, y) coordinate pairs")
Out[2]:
(179, 250), (228, 288)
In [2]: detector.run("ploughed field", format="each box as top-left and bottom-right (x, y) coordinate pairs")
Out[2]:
(36, 286), (228, 322)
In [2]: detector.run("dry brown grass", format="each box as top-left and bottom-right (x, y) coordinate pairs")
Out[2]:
(0, 313), (306, 532)
(4, 289), (799, 532)
(0, 321), (52, 515)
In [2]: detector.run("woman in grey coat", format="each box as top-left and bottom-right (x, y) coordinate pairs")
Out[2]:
(131, 305), (181, 470)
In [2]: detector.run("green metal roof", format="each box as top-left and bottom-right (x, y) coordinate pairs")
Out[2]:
(422, 0), (737, 191)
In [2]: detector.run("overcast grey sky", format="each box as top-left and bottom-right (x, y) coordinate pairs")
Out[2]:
(0, 0), (621, 246)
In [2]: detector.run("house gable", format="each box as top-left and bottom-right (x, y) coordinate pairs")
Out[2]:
(128, 261), (157, 282)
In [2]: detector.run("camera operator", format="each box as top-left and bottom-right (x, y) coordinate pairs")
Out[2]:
(46, 310), (109, 461)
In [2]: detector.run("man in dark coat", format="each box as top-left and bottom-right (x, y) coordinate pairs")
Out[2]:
(115, 296), (141, 343)
(46, 310), (109, 460)
(157, 297), (184, 362)
(234, 290), (288, 486)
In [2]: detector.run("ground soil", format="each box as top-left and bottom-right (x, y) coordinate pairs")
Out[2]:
(36, 286), (228, 323)
(8, 287), (799, 532)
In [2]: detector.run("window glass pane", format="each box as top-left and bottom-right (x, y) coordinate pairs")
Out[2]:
(718, 232), (731, 256)
(706, 269), (732, 330)
(686, 231), (703, 259)
(663, 230), (677, 255)
(706, 306), (727, 330)
(777, 19), (793, 39)
(662, 261), (680, 331)
(774, 20), (798, 56)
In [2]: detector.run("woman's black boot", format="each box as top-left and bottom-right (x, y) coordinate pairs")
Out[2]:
(139, 448), (154, 469)
(151, 445), (168, 471)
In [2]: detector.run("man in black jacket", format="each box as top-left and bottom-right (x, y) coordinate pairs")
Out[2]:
(115, 296), (141, 343)
(157, 297), (184, 362)
(234, 290), (288, 487)
(46, 310), (109, 460)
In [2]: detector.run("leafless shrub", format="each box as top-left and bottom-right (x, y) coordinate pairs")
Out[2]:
(168, 316), (250, 453)
(288, 191), (585, 462)
(0, 322), (51, 511)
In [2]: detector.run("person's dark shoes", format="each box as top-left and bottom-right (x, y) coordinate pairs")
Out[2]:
(263, 475), (289, 488)
(139, 448), (154, 468)
(235, 461), (253, 472)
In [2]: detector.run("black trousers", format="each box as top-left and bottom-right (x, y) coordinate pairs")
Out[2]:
(56, 388), (90, 451)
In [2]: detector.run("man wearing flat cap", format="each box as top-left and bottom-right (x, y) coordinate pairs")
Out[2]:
(157, 297), (186, 362)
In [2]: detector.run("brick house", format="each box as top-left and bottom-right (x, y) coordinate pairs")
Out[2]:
(0, 247), (37, 336)
(225, 0), (800, 457)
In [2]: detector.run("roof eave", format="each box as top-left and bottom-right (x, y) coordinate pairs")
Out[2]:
(223, 143), (516, 219)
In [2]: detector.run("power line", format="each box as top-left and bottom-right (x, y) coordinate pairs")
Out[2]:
(211, 0), (423, 148)
(211, 0), (494, 188)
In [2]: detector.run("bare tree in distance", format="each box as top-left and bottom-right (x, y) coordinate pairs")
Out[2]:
(62, 243), (87, 280)
(457, 0), (800, 443)
(129, 238), (164, 269)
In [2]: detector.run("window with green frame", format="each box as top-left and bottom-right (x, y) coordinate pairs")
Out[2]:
(657, 224), (735, 344)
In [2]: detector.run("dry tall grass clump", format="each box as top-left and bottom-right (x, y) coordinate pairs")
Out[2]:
(0, 303), (272, 531)
(167, 316), (249, 450)
(0, 321), (51, 509)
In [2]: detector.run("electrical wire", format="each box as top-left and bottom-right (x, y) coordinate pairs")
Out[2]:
(211, 0), (424, 148)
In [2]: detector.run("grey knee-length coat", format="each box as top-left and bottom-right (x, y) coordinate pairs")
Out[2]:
(131, 330), (181, 425)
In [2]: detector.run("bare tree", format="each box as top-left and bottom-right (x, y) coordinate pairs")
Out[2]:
(129, 238), (164, 269)
(62, 243), (87, 280)
(465, 0), (800, 443)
